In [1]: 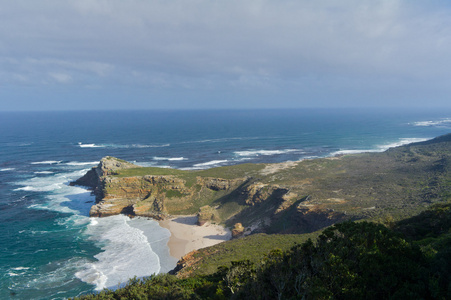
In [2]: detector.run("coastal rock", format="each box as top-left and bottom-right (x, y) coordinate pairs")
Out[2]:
(196, 177), (247, 191)
(98, 156), (138, 174)
(75, 134), (451, 235)
(242, 183), (291, 207)
(73, 156), (250, 219)
(71, 156), (140, 197)
(242, 183), (276, 205)
(169, 250), (201, 278)
(231, 223), (245, 238)
(70, 167), (98, 189)
(197, 205), (220, 225)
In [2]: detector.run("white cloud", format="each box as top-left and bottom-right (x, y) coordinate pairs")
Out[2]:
(49, 72), (72, 83)
(1, 0), (451, 108)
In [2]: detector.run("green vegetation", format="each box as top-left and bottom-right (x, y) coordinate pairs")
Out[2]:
(114, 164), (264, 179)
(90, 134), (451, 232)
(73, 134), (451, 299)
(114, 164), (264, 189)
(114, 167), (188, 177)
(165, 189), (186, 198)
(175, 233), (320, 278)
(194, 163), (265, 179)
(73, 204), (451, 299)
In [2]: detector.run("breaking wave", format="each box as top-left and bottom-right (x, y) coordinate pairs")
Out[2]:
(330, 137), (431, 156)
(234, 149), (299, 157)
(411, 118), (451, 128)
(78, 142), (170, 149)
(75, 216), (164, 291)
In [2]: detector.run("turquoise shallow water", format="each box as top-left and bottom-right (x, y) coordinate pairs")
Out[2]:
(0, 108), (450, 299)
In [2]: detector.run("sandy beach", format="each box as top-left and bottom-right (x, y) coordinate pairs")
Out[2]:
(158, 216), (231, 261)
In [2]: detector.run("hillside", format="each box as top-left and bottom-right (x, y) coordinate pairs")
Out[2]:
(74, 203), (451, 299)
(71, 134), (451, 299)
(73, 133), (451, 234)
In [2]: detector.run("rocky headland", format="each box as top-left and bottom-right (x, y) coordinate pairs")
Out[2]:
(73, 134), (451, 235)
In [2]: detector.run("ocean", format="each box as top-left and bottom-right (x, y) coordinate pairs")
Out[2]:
(1, 108), (450, 299)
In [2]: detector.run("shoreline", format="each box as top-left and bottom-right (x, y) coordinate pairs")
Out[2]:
(158, 216), (231, 261)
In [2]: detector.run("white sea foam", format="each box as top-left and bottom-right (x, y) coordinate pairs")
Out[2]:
(12, 267), (30, 271)
(184, 136), (261, 144)
(153, 157), (187, 161)
(133, 161), (173, 168)
(127, 217), (177, 274)
(331, 149), (380, 156)
(14, 257), (90, 291)
(76, 215), (162, 291)
(8, 266), (30, 277)
(235, 157), (253, 162)
(134, 143), (170, 148)
(376, 138), (430, 150)
(0, 168), (15, 171)
(331, 137), (431, 156)
(234, 149), (299, 157)
(78, 142), (170, 149)
(133, 162), (157, 167)
(412, 118), (451, 128)
(16, 183), (63, 192)
(192, 160), (229, 168)
(15, 168), (94, 215)
(34, 171), (54, 174)
(65, 161), (99, 166)
(31, 161), (62, 165)
(78, 143), (103, 148)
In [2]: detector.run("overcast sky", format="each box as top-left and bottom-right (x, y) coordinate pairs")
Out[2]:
(1, 0), (451, 111)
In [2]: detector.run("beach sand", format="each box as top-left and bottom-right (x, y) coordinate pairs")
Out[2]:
(159, 216), (231, 261)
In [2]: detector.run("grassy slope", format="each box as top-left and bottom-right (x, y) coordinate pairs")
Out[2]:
(174, 231), (321, 278)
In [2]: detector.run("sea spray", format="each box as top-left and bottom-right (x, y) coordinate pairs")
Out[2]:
(76, 215), (166, 291)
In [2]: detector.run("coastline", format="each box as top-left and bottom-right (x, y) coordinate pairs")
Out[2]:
(158, 216), (231, 261)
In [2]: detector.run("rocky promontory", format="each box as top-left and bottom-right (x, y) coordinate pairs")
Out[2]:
(73, 134), (451, 234)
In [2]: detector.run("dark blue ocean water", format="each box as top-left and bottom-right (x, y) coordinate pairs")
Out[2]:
(1, 108), (451, 299)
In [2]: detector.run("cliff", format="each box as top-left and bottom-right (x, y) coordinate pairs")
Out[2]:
(73, 156), (249, 220)
(73, 133), (451, 234)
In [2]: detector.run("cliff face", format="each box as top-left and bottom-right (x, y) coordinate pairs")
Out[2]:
(71, 156), (139, 200)
(77, 157), (250, 219)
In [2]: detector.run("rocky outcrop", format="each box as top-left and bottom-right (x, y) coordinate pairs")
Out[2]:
(169, 250), (201, 278)
(72, 155), (356, 233)
(89, 174), (189, 218)
(196, 177), (248, 191)
(231, 223), (245, 238)
(197, 205), (220, 225)
(71, 156), (140, 198)
(73, 157), (252, 220)
(241, 183), (290, 207)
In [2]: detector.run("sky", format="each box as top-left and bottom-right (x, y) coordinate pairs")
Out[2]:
(1, 0), (451, 111)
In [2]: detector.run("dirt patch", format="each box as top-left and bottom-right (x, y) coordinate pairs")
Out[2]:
(259, 161), (299, 175)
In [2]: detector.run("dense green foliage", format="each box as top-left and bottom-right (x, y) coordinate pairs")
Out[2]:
(74, 205), (451, 299)
(174, 233), (319, 278)
(235, 222), (429, 299)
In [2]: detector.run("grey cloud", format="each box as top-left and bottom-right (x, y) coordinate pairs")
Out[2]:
(1, 0), (451, 108)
